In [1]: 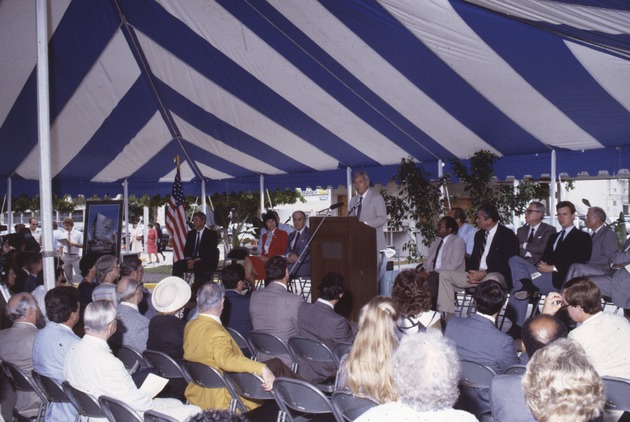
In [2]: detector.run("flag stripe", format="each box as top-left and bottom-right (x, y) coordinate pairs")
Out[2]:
(166, 167), (188, 263)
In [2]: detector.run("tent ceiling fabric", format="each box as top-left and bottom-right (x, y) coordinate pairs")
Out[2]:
(1, 0), (630, 197)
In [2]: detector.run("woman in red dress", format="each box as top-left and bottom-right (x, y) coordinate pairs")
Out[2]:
(244, 211), (288, 283)
(146, 222), (159, 264)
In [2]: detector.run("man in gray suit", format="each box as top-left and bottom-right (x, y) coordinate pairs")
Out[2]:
(0, 292), (41, 419)
(588, 238), (630, 308)
(516, 202), (556, 265)
(565, 206), (618, 282)
(286, 210), (310, 278)
(250, 256), (304, 364)
(347, 170), (387, 259)
(297, 272), (354, 383)
(490, 314), (567, 422)
(423, 216), (465, 308)
(445, 280), (520, 416)
(109, 277), (149, 353)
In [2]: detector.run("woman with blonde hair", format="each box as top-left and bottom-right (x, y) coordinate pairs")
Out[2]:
(392, 269), (440, 334)
(336, 296), (400, 403)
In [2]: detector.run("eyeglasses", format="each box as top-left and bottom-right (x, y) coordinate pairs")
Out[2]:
(525, 209), (541, 214)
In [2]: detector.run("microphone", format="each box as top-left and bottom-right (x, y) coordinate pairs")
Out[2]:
(317, 202), (344, 214)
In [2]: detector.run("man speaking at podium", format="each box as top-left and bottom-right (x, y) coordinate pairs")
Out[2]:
(348, 170), (388, 268)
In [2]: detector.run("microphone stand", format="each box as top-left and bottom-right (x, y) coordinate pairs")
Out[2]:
(289, 204), (340, 282)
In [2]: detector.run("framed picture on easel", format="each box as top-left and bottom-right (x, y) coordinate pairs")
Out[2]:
(83, 200), (123, 259)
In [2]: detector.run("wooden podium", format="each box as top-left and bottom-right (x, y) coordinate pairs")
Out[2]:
(309, 216), (377, 321)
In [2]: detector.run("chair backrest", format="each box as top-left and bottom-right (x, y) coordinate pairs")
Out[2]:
(224, 372), (274, 401)
(142, 349), (188, 380)
(227, 327), (257, 360)
(273, 377), (341, 422)
(62, 381), (107, 418)
(335, 343), (352, 360)
(1, 361), (45, 403)
(289, 337), (340, 367)
(459, 360), (497, 389)
(144, 409), (180, 422)
(331, 391), (378, 421)
(181, 360), (246, 414)
(99, 395), (143, 422)
(116, 345), (144, 373)
(504, 364), (527, 376)
(32, 371), (70, 404)
(248, 331), (299, 372)
(602, 376), (630, 412)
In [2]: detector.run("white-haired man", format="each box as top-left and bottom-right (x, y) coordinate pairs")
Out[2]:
(109, 277), (149, 353)
(183, 282), (276, 411)
(64, 300), (200, 421)
(356, 330), (476, 421)
(0, 293), (41, 418)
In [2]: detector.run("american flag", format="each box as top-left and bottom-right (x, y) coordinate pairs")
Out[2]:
(166, 166), (187, 263)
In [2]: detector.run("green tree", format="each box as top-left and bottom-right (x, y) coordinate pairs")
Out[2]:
(451, 150), (549, 223)
(383, 157), (449, 260)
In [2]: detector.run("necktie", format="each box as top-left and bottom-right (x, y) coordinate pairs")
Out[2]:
(356, 196), (363, 220)
(193, 231), (201, 257)
(474, 231), (488, 267)
(432, 239), (443, 270)
(527, 227), (534, 243)
(67, 232), (71, 254)
(292, 230), (301, 252)
(559, 229), (566, 243)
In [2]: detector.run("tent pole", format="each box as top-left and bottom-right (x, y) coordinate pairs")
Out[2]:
(123, 179), (129, 262)
(347, 167), (352, 208)
(259, 175), (264, 216)
(7, 178), (12, 234)
(512, 179), (519, 233)
(36, 0), (55, 291)
(201, 179), (207, 216)
(550, 150), (557, 227)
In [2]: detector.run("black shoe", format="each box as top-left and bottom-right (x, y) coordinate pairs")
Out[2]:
(506, 324), (522, 339)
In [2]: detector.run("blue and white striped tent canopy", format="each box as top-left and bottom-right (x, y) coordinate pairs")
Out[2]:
(2, 0), (630, 197)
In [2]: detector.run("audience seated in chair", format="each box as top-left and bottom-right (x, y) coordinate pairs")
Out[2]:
(522, 338), (604, 422)
(297, 271), (354, 383)
(109, 277), (149, 354)
(392, 269), (441, 333)
(249, 256), (303, 365)
(337, 297), (399, 404)
(91, 255), (121, 302)
(219, 263), (253, 339)
(64, 300), (201, 421)
(444, 280), (520, 416)
(183, 282), (298, 412)
(356, 330), (477, 421)
(32, 285), (81, 422)
(0, 292), (41, 419)
(491, 314), (567, 422)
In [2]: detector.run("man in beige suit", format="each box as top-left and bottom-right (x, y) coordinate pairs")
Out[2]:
(0, 293), (41, 419)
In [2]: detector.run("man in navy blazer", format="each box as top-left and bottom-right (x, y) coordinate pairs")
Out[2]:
(286, 211), (310, 278)
(297, 272), (354, 383)
(506, 201), (591, 337)
(172, 212), (219, 285)
(445, 280), (520, 416)
(219, 263), (253, 339)
(437, 205), (519, 316)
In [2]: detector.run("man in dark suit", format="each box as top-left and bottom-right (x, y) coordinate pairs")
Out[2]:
(286, 211), (310, 278)
(297, 272), (354, 383)
(506, 201), (591, 337)
(172, 211), (219, 286)
(445, 280), (520, 416)
(517, 202), (556, 265)
(220, 263), (253, 339)
(437, 205), (519, 317)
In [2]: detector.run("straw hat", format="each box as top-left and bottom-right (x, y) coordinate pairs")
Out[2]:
(151, 276), (191, 313)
